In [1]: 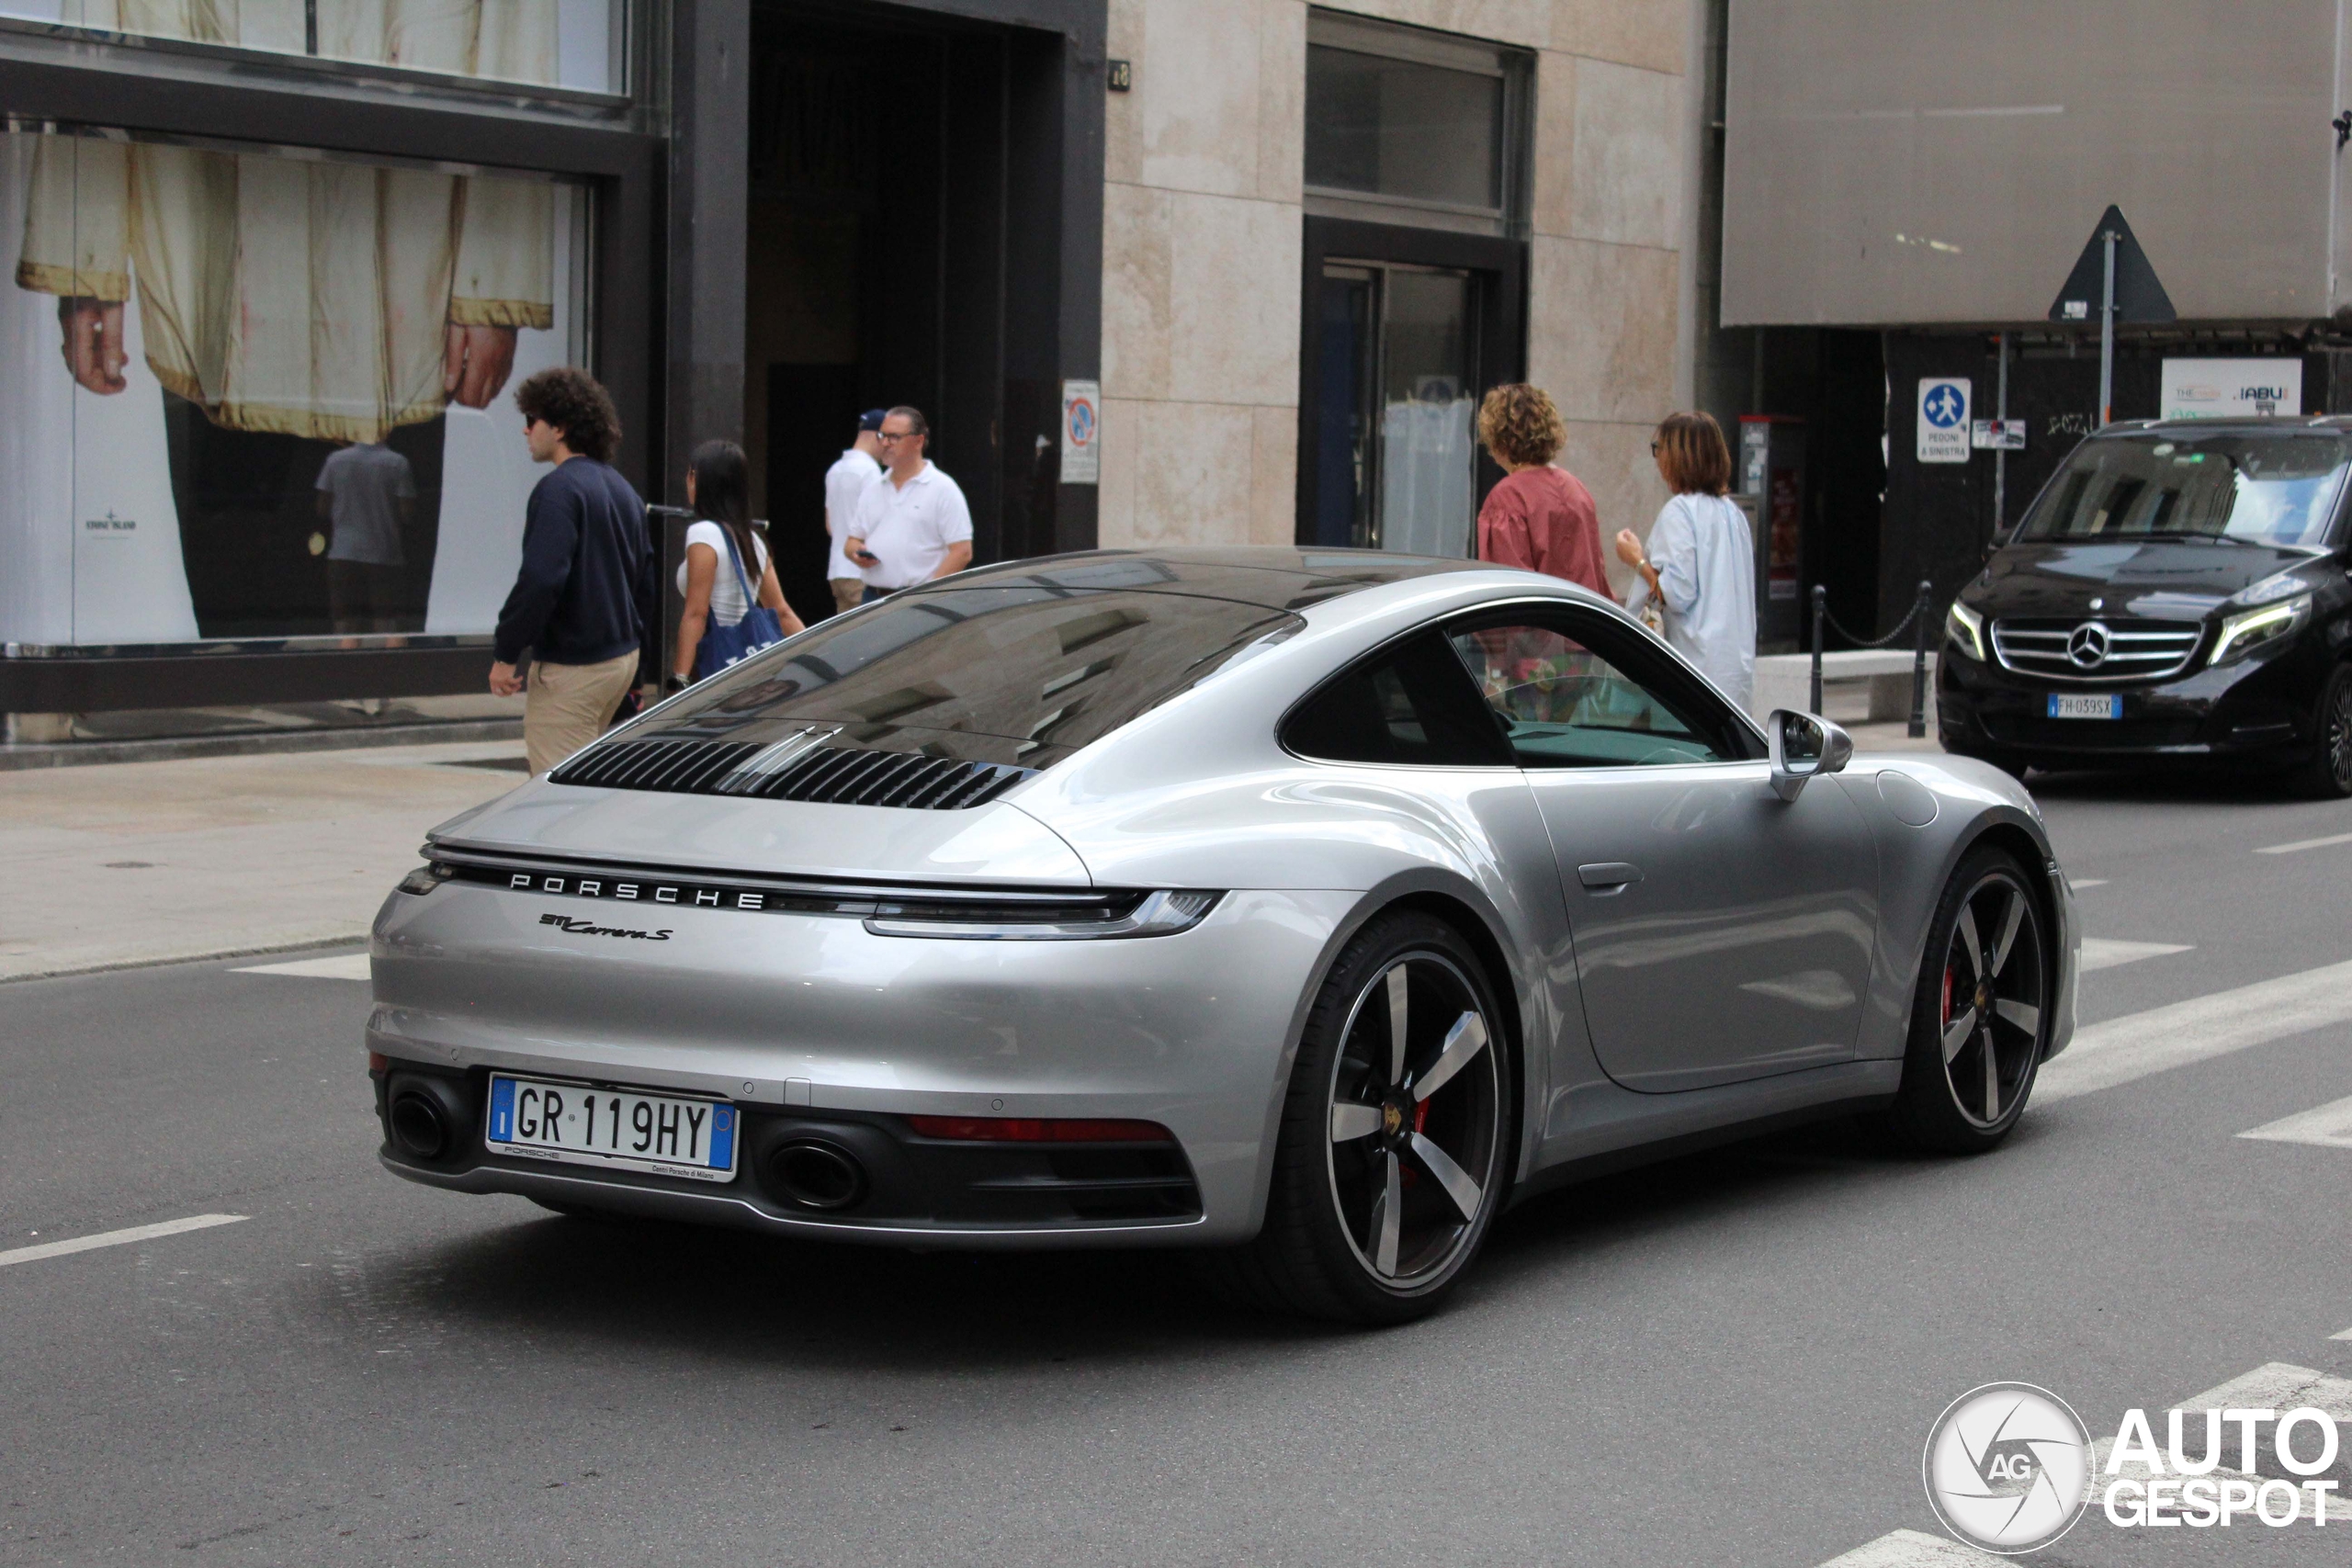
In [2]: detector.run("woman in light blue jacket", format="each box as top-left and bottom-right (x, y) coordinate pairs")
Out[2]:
(1613, 412), (1757, 714)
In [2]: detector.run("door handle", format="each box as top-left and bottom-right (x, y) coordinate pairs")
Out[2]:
(1577, 862), (1643, 889)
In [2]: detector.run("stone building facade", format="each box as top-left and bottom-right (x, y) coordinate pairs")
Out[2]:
(1099, 0), (1696, 590)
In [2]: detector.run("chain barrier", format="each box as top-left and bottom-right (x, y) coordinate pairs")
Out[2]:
(1810, 581), (1937, 739)
(1817, 595), (1927, 649)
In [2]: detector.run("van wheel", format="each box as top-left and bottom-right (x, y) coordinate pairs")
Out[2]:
(2296, 664), (2352, 798)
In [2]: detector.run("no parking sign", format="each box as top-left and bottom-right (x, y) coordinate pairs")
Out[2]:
(1060, 379), (1101, 485)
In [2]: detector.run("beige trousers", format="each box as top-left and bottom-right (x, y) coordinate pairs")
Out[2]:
(524, 650), (639, 774)
(830, 577), (865, 617)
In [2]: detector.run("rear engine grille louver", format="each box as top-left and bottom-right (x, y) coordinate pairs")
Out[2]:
(548, 738), (1034, 809)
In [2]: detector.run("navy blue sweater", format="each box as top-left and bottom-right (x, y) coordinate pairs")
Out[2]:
(492, 458), (655, 668)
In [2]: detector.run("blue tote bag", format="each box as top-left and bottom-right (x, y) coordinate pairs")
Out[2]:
(690, 527), (787, 682)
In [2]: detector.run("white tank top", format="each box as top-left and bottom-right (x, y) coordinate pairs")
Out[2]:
(676, 520), (769, 626)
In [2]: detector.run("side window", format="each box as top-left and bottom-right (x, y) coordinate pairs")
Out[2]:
(1283, 632), (1512, 766)
(1444, 613), (1758, 767)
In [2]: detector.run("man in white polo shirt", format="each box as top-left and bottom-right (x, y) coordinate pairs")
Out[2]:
(845, 405), (973, 602)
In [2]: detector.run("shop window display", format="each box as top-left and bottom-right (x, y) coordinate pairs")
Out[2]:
(0, 128), (589, 646)
(0, 0), (624, 95)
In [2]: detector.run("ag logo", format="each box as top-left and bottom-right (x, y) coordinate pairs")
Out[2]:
(1923, 1382), (2092, 1553)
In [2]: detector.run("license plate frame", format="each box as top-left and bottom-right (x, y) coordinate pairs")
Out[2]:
(485, 1074), (739, 1183)
(2047, 693), (2123, 720)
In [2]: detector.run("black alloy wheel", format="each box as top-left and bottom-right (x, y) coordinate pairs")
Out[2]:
(2297, 663), (2352, 798)
(1209, 911), (1511, 1324)
(1882, 848), (2050, 1153)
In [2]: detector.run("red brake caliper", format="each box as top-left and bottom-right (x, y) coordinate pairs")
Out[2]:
(1942, 961), (1954, 1025)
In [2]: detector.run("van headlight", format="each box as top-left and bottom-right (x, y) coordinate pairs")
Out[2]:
(1945, 600), (1987, 662)
(2210, 594), (2311, 666)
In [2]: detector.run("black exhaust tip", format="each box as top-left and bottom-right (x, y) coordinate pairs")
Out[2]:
(389, 1089), (450, 1160)
(769, 1139), (866, 1212)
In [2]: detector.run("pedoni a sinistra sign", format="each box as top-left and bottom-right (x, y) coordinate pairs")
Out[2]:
(1917, 378), (1971, 465)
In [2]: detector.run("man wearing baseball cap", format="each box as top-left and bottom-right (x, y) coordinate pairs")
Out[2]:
(821, 410), (888, 618)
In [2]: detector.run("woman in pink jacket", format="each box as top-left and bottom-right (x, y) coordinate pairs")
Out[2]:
(1472, 383), (1611, 597)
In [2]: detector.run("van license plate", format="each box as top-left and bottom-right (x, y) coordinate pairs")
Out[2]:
(2048, 694), (2122, 719)
(486, 1075), (738, 1182)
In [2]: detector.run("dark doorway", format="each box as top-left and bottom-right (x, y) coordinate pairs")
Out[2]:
(745, 1), (1072, 624)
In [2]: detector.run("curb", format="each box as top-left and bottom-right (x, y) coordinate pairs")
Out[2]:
(0, 932), (371, 986)
(0, 717), (523, 773)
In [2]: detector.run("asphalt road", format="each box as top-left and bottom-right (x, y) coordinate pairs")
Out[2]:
(5, 771), (2351, 1567)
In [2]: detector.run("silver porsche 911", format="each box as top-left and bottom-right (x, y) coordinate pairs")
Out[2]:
(370, 547), (2079, 1323)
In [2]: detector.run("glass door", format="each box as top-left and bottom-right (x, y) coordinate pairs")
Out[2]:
(1311, 262), (1479, 555)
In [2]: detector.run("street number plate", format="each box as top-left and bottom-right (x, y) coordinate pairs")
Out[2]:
(2047, 694), (2122, 720)
(486, 1074), (738, 1183)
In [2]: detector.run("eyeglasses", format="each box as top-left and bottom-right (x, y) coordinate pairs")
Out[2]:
(877, 430), (918, 444)
(523, 415), (544, 431)
(1649, 440), (1663, 455)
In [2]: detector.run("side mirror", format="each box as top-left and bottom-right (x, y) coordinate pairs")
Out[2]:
(1767, 709), (1853, 801)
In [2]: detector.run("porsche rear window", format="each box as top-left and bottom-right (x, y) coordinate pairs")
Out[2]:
(648, 587), (1303, 758)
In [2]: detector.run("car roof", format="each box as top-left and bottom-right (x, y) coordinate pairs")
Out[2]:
(2099, 416), (2352, 438)
(902, 547), (1496, 613)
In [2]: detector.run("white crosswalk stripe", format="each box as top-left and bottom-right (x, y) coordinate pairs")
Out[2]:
(2239, 1094), (2352, 1149)
(2037, 957), (2352, 1103)
(0, 1213), (246, 1268)
(2256, 829), (2352, 855)
(1815, 1529), (1998, 1565)
(232, 953), (371, 980)
(2077, 937), (2190, 972)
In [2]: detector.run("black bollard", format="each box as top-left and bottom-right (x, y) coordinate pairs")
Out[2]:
(1908, 579), (1931, 739)
(1810, 583), (1826, 715)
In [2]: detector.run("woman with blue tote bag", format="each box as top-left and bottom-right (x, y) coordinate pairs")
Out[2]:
(667, 441), (806, 691)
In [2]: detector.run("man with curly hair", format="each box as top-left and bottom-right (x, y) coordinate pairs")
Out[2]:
(1473, 383), (1610, 598)
(492, 367), (656, 774)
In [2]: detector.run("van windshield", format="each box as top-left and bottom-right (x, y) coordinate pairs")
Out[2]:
(2017, 433), (2349, 547)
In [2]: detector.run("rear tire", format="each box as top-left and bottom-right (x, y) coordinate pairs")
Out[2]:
(2294, 663), (2352, 799)
(1203, 910), (1513, 1325)
(1879, 847), (2051, 1154)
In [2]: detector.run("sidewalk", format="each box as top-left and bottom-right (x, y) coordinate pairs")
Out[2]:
(0, 739), (526, 982)
(0, 720), (1951, 984)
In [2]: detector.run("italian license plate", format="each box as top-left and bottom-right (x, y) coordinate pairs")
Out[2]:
(486, 1074), (738, 1182)
(2048, 694), (2123, 720)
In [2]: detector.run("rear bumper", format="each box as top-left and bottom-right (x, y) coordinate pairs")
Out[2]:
(375, 1063), (1212, 1245)
(368, 881), (1358, 1246)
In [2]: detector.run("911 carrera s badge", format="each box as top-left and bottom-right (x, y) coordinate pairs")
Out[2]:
(538, 912), (673, 942)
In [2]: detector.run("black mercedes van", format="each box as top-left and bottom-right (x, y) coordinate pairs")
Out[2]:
(1939, 418), (2352, 794)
